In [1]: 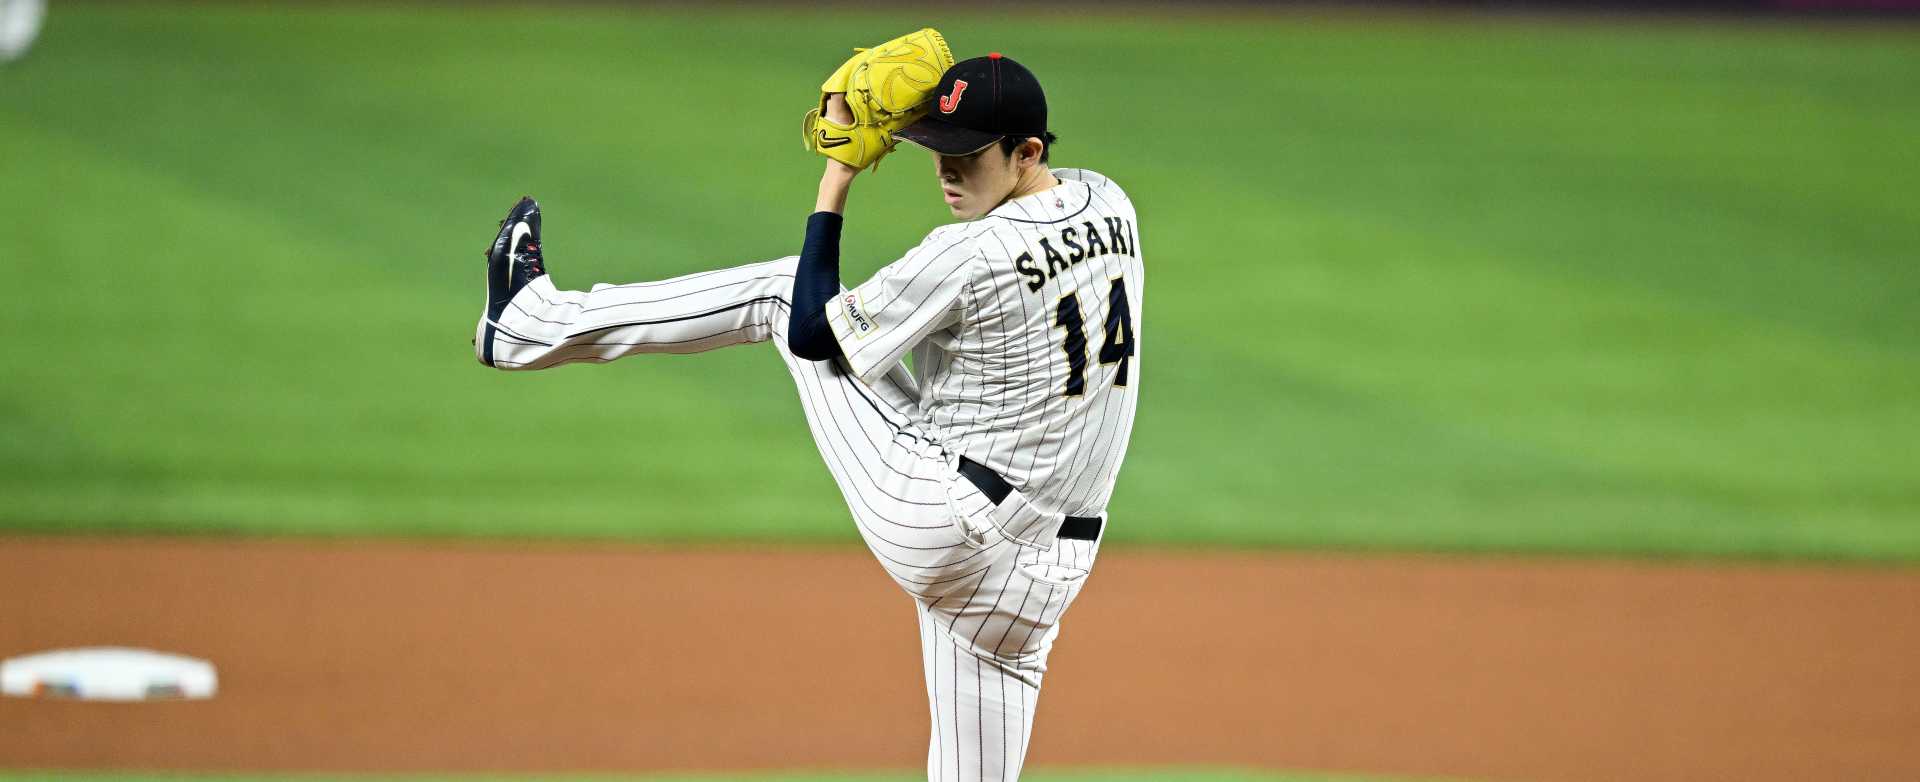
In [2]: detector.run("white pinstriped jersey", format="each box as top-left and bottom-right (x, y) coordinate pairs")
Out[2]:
(828, 168), (1142, 519)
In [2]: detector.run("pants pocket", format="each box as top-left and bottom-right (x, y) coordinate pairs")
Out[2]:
(941, 469), (1002, 550)
(1015, 537), (1097, 587)
(990, 487), (1063, 551)
(941, 466), (1064, 552)
(1017, 561), (1090, 587)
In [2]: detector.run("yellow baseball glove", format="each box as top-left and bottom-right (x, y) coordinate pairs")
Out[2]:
(802, 28), (954, 172)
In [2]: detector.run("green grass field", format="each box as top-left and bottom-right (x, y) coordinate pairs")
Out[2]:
(2, 4), (1916, 559)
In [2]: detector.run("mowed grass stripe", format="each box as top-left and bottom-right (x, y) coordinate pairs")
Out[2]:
(1, 5), (1915, 558)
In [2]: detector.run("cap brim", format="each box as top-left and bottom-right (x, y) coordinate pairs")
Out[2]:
(892, 117), (1004, 156)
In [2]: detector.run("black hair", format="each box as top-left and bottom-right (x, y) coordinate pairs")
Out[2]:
(998, 132), (1058, 164)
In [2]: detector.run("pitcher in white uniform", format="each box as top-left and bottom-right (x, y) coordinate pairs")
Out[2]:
(473, 53), (1143, 781)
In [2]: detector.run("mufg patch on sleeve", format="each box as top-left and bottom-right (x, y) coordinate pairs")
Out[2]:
(841, 292), (875, 339)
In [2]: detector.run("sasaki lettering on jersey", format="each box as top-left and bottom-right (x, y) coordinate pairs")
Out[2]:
(1013, 216), (1137, 293)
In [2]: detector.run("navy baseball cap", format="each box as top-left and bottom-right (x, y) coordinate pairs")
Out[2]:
(894, 52), (1048, 156)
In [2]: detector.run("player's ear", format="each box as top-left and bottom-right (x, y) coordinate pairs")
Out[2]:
(1015, 137), (1044, 169)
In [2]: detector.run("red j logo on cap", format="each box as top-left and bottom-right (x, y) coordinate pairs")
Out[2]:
(938, 80), (969, 114)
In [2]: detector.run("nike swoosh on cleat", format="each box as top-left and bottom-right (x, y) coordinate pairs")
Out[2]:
(509, 222), (533, 277)
(817, 130), (851, 149)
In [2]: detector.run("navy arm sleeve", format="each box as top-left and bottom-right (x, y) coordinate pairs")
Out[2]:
(787, 211), (845, 361)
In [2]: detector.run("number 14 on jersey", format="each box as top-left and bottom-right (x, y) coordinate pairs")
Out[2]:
(1053, 278), (1136, 397)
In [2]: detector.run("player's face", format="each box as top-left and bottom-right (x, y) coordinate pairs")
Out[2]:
(933, 145), (1020, 220)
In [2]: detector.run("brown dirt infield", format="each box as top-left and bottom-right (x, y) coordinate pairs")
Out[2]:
(1, 536), (1917, 781)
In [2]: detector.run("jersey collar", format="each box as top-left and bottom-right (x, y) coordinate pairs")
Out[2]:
(986, 169), (1095, 225)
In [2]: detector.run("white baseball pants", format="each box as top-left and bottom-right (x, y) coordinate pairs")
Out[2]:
(482, 256), (1102, 781)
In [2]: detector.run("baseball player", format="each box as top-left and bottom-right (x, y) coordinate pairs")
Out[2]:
(473, 30), (1141, 780)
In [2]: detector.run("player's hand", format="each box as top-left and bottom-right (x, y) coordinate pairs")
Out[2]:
(816, 94), (859, 213)
(825, 93), (854, 127)
(821, 94), (861, 181)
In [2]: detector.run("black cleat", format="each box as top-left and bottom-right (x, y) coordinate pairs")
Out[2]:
(476, 196), (548, 367)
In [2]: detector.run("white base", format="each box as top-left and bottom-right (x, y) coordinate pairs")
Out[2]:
(0, 0), (46, 63)
(1, 647), (218, 701)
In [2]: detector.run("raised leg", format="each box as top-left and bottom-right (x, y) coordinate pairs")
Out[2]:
(484, 258), (798, 369)
(481, 255), (968, 578)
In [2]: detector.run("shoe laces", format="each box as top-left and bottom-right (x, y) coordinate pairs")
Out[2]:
(518, 241), (545, 278)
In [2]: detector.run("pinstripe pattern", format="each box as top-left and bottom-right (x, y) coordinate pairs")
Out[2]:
(478, 167), (1136, 780)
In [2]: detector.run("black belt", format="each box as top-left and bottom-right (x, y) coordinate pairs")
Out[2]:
(957, 457), (1103, 541)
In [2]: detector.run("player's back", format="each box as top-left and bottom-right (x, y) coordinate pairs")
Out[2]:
(919, 168), (1142, 518)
